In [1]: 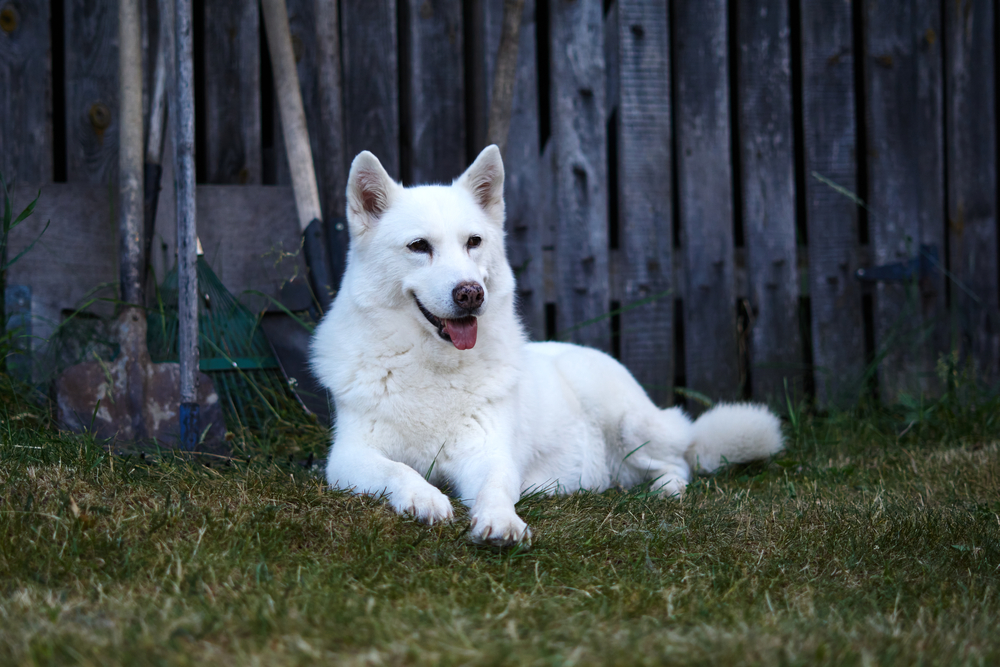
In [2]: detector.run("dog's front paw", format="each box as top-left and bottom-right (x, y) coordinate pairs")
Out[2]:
(390, 484), (455, 525)
(469, 507), (532, 547)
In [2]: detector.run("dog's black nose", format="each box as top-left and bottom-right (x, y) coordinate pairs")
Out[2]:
(453, 282), (484, 311)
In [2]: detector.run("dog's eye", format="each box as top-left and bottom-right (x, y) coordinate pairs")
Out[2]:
(467, 235), (482, 249)
(408, 239), (432, 254)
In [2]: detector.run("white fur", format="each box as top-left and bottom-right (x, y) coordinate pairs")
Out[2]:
(311, 146), (784, 546)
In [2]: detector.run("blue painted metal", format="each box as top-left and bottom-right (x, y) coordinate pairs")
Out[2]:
(179, 401), (199, 450)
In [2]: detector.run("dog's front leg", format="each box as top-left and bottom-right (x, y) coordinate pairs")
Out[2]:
(453, 431), (530, 546)
(326, 437), (454, 525)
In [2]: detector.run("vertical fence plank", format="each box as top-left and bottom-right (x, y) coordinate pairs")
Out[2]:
(673, 0), (737, 401)
(65, 0), (118, 184)
(203, 0), (260, 184)
(401, 0), (464, 185)
(480, 0), (543, 339)
(799, 0), (864, 406)
(865, 2), (945, 401)
(315, 0), (348, 285)
(945, 0), (998, 383)
(550, 0), (609, 352)
(0, 1), (52, 184)
(737, 0), (801, 404)
(614, 0), (674, 404)
(341, 0), (400, 178)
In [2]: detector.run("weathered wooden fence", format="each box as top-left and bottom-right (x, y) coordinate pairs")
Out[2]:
(1, 0), (997, 410)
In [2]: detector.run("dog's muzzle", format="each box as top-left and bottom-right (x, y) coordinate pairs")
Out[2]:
(414, 293), (480, 350)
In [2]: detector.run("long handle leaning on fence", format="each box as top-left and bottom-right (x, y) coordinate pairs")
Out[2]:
(261, 0), (333, 313)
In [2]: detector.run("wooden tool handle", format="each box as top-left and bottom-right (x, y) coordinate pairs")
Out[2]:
(261, 0), (323, 232)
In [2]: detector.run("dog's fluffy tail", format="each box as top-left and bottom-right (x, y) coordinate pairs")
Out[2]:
(684, 402), (784, 474)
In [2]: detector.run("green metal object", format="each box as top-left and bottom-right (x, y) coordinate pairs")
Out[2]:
(148, 256), (303, 433)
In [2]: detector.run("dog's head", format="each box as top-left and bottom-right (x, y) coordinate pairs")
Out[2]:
(343, 145), (513, 351)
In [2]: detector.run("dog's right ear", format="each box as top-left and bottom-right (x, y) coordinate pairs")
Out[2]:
(346, 151), (397, 236)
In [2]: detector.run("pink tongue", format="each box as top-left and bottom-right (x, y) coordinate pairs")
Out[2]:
(444, 317), (478, 350)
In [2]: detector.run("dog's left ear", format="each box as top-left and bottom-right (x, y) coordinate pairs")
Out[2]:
(456, 145), (505, 225)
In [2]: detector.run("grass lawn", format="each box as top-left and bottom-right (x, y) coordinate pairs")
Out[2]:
(1, 379), (999, 666)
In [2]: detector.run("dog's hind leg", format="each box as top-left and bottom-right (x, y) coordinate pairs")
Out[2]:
(617, 406), (695, 497)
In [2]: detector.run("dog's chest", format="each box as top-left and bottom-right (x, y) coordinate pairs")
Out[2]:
(339, 345), (517, 466)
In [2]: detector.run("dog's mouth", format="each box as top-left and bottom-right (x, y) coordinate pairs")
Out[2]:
(415, 297), (478, 350)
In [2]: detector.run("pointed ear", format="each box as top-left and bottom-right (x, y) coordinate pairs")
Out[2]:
(456, 144), (505, 224)
(346, 151), (398, 236)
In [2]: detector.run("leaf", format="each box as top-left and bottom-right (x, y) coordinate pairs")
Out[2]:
(951, 544), (970, 552)
(2, 219), (49, 270)
(11, 190), (40, 226)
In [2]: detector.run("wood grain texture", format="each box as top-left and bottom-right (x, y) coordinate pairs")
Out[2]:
(865, 1), (945, 401)
(945, 0), (999, 383)
(799, 0), (864, 406)
(401, 0), (465, 185)
(341, 0), (400, 179)
(550, 0), (609, 352)
(481, 0), (543, 339)
(673, 0), (737, 401)
(0, 0), (52, 184)
(615, 0), (674, 405)
(736, 0), (801, 404)
(202, 0), (261, 184)
(64, 0), (119, 184)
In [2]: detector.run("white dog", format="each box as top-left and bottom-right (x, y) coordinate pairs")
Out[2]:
(311, 146), (783, 546)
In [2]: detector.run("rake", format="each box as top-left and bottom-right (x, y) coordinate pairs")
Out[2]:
(147, 243), (306, 434)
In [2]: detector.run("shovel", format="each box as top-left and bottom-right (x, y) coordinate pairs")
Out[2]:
(261, 0), (333, 311)
(54, 0), (224, 449)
